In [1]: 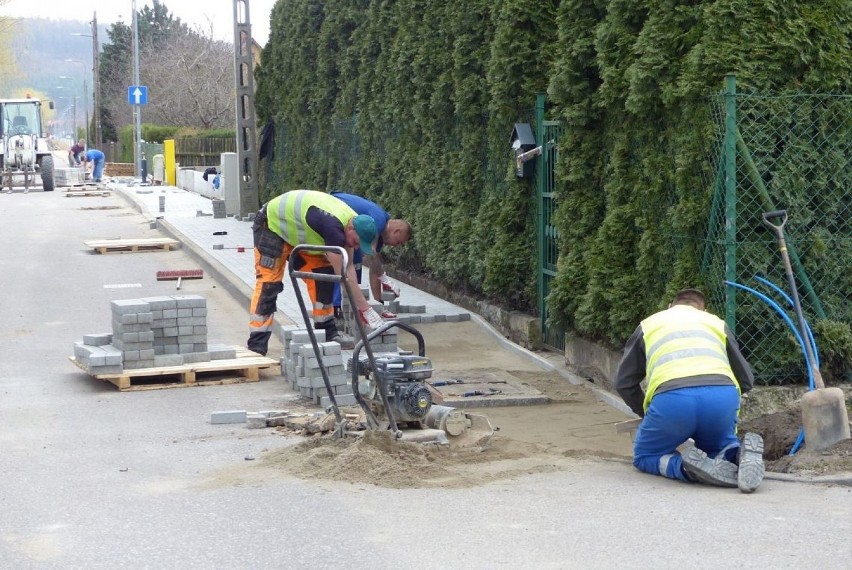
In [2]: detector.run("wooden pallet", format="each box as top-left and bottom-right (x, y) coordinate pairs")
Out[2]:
(64, 190), (111, 197)
(84, 237), (181, 254)
(69, 347), (278, 391)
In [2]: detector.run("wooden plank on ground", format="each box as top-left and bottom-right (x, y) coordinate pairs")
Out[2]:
(64, 190), (111, 197)
(84, 237), (181, 254)
(69, 347), (278, 391)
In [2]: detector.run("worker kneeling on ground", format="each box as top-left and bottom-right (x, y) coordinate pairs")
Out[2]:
(614, 288), (765, 493)
(248, 190), (386, 355)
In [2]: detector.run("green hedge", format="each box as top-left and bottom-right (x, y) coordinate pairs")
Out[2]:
(116, 124), (235, 162)
(255, 0), (851, 351)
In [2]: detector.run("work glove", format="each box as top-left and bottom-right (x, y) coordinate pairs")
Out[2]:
(358, 307), (384, 330)
(379, 273), (400, 298)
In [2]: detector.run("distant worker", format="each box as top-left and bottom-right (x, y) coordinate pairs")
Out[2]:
(81, 148), (106, 183)
(68, 138), (86, 166)
(248, 190), (386, 355)
(613, 288), (764, 493)
(329, 191), (412, 320)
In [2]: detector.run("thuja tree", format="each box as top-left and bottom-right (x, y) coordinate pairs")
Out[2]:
(256, 0), (557, 311)
(546, 0), (851, 347)
(255, 0), (849, 350)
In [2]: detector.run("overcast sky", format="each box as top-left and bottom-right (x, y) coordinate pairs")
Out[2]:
(2, 0), (276, 45)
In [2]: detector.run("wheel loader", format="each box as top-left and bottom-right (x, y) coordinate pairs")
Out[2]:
(0, 97), (56, 193)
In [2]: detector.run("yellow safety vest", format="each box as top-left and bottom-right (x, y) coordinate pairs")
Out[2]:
(641, 305), (738, 411)
(266, 190), (355, 246)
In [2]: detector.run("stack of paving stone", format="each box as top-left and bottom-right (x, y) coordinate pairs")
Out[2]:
(279, 329), (357, 408)
(74, 295), (237, 374)
(212, 199), (226, 219)
(73, 333), (124, 375)
(342, 285), (471, 327)
(54, 168), (85, 186)
(340, 287), (401, 352)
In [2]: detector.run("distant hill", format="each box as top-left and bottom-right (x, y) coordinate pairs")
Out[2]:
(4, 17), (108, 106)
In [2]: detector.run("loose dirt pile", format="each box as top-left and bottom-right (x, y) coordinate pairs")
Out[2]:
(258, 321), (852, 486)
(264, 430), (576, 489)
(740, 405), (852, 476)
(263, 365), (635, 489)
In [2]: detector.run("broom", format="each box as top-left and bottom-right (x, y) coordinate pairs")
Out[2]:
(156, 269), (204, 290)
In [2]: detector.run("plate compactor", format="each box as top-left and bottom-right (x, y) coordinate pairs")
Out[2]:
(287, 244), (494, 448)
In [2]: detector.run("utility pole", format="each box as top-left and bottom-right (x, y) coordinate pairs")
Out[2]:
(83, 79), (89, 145)
(92, 12), (101, 148)
(233, 0), (259, 217)
(71, 14), (100, 147)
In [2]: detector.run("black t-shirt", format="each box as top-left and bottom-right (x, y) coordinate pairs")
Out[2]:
(305, 206), (346, 247)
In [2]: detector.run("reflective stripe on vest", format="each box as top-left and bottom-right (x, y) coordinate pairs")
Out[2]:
(266, 190), (355, 246)
(641, 305), (738, 411)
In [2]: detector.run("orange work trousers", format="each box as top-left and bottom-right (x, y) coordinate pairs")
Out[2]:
(247, 243), (336, 355)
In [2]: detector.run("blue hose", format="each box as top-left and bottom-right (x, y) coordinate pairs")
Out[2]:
(725, 281), (815, 388)
(725, 280), (819, 455)
(753, 276), (820, 368)
(753, 276), (822, 456)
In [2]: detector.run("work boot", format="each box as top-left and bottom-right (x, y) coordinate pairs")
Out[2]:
(681, 446), (738, 487)
(328, 331), (355, 350)
(737, 432), (765, 494)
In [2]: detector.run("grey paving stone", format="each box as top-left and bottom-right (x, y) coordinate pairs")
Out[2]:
(210, 410), (247, 424)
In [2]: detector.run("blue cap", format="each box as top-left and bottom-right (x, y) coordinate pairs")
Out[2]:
(353, 214), (377, 255)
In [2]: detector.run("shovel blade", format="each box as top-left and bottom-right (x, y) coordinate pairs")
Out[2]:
(802, 387), (851, 451)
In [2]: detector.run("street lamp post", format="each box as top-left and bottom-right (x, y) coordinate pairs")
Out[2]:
(71, 12), (100, 148)
(55, 84), (78, 140)
(61, 63), (89, 145)
(132, 0), (142, 179)
(54, 97), (74, 140)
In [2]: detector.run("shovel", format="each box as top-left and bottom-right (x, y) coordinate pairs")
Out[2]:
(762, 210), (850, 451)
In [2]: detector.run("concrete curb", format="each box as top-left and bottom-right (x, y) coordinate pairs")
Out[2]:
(764, 471), (852, 486)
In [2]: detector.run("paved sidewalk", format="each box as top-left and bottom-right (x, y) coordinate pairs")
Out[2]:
(108, 181), (852, 487)
(112, 181), (632, 414)
(114, 183), (471, 323)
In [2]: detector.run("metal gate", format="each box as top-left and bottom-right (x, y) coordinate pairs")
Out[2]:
(534, 94), (564, 351)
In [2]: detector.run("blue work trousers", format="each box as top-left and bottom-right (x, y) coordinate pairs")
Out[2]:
(633, 385), (740, 481)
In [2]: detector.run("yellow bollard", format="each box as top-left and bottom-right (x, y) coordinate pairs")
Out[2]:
(164, 139), (176, 186)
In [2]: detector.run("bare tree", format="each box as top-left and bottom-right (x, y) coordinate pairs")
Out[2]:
(0, 1), (17, 84)
(141, 24), (235, 130)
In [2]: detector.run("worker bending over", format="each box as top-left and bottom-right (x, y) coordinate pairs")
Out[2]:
(329, 191), (411, 319)
(614, 288), (765, 493)
(81, 148), (105, 182)
(248, 190), (385, 355)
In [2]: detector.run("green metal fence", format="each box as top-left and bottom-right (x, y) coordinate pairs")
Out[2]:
(702, 75), (851, 384)
(533, 95), (565, 351)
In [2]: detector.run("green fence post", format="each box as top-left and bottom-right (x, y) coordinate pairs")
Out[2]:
(535, 93), (546, 333)
(723, 74), (737, 335)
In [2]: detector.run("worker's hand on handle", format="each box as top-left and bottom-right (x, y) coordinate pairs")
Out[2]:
(359, 306), (384, 330)
(379, 273), (400, 298)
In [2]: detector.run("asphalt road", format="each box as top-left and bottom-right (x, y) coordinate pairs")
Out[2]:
(1, 186), (851, 569)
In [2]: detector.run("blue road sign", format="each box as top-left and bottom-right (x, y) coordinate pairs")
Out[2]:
(127, 85), (149, 105)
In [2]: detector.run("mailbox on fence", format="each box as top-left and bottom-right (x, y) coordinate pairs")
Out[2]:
(510, 123), (537, 178)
